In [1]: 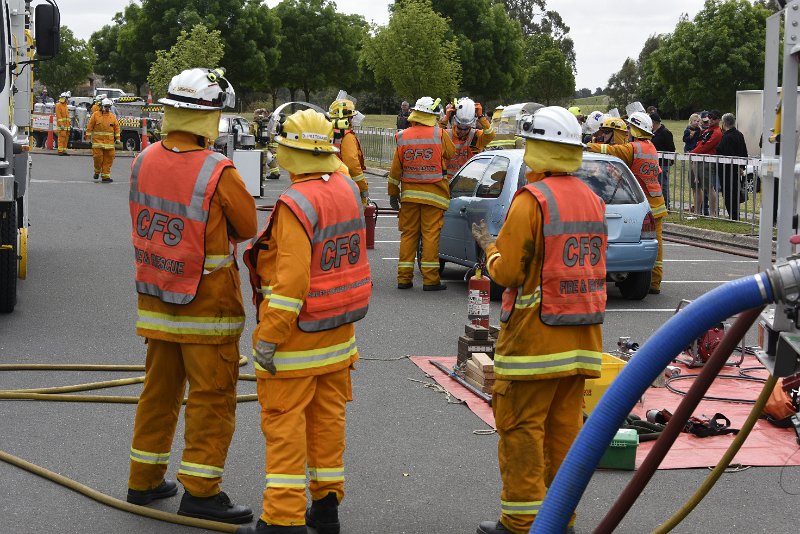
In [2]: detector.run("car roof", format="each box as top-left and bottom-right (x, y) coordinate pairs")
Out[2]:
(480, 148), (625, 165)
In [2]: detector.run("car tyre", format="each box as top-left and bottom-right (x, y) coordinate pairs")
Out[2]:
(0, 201), (18, 313)
(616, 271), (651, 300)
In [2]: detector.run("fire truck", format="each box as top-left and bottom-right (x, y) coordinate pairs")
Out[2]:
(0, 0), (60, 312)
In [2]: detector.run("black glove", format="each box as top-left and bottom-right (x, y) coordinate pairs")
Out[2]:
(389, 195), (400, 211)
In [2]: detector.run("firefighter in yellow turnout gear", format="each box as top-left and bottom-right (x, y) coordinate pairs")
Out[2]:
(240, 109), (372, 534)
(55, 92), (70, 155)
(586, 111), (667, 294)
(86, 98), (120, 182)
(442, 97), (495, 179)
(472, 107), (607, 534)
(329, 98), (369, 205)
(388, 96), (455, 290)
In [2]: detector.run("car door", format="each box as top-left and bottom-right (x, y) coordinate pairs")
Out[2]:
(463, 155), (513, 263)
(440, 157), (491, 262)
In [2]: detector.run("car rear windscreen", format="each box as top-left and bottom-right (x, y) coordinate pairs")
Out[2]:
(573, 160), (646, 205)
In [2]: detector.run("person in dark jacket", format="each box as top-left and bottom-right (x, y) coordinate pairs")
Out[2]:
(650, 113), (675, 209)
(396, 101), (411, 129)
(683, 113), (702, 152)
(715, 113), (749, 221)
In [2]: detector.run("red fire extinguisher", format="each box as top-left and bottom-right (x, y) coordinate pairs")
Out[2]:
(364, 202), (378, 249)
(468, 264), (490, 328)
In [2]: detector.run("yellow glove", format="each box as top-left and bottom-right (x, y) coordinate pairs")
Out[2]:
(115, 140), (122, 150)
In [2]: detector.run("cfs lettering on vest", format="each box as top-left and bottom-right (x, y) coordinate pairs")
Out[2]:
(403, 148), (434, 161)
(563, 236), (603, 267)
(321, 234), (361, 271)
(136, 208), (185, 246)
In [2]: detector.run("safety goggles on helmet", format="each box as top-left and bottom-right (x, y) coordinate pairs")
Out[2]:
(159, 67), (236, 111)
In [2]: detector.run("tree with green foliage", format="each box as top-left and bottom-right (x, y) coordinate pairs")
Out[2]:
(651, 0), (770, 111)
(36, 27), (96, 96)
(147, 24), (225, 98)
(363, 0), (460, 101)
(392, 0), (523, 102)
(271, 0), (367, 102)
(496, 0), (576, 71)
(517, 34), (574, 105)
(636, 34), (670, 113)
(606, 58), (639, 110)
(91, 0), (280, 95)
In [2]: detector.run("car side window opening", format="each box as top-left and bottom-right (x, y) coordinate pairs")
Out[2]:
(476, 156), (510, 198)
(573, 160), (643, 205)
(450, 158), (490, 198)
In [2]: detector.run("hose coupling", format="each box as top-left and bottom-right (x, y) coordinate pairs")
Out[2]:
(766, 256), (800, 305)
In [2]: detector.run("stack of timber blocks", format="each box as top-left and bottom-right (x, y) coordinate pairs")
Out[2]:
(457, 324), (497, 366)
(465, 352), (494, 393)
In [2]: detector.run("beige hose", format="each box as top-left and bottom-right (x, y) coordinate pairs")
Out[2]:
(651, 375), (778, 534)
(0, 355), (258, 531)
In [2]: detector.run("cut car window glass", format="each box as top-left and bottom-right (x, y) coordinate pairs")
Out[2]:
(573, 160), (644, 205)
(450, 158), (490, 198)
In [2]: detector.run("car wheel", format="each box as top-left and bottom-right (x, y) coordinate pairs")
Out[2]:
(123, 133), (140, 152)
(616, 271), (651, 300)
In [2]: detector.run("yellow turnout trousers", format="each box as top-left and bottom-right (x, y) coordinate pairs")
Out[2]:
(57, 130), (69, 154)
(493, 376), (584, 533)
(651, 218), (663, 291)
(128, 339), (240, 496)
(397, 202), (444, 286)
(93, 147), (115, 180)
(257, 366), (352, 526)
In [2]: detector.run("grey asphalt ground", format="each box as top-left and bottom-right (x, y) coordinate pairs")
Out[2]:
(1, 151), (798, 533)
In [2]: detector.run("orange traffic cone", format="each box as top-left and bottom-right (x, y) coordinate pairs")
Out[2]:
(147, 90), (153, 104)
(46, 114), (54, 149)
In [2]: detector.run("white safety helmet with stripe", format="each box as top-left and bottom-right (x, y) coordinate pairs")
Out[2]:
(412, 96), (441, 115)
(626, 111), (653, 136)
(454, 97), (476, 127)
(159, 67), (235, 111)
(101, 98), (113, 107)
(517, 106), (583, 147)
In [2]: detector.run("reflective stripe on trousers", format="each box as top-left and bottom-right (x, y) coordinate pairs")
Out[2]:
(136, 309), (245, 337)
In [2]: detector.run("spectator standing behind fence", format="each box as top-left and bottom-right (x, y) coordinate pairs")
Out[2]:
(650, 113), (674, 210)
(715, 113), (748, 221)
(683, 114), (702, 213)
(690, 110), (723, 216)
(396, 101), (411, 130)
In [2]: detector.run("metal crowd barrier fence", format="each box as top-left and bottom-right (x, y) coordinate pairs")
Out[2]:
(355, 126), (397, 166)
(657, 152), (762, 230)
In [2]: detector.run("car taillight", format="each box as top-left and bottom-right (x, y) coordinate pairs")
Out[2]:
(641, 211), (656, 240)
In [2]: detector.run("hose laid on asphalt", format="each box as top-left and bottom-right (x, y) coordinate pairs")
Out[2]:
(531, 269), (777, 533)
(651, 374), (777, 534)
(0, 356), (258, 531)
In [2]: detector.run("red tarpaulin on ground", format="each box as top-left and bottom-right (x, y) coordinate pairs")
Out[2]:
(410, 355), (800, 470)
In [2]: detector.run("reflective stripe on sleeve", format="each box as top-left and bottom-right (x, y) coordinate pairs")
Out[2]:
(515, 288), (541, 309)
(267, 293), (304, 314)
(388, 177), (401, 186)
(178, 461), (223, 479)
(203, 254), (234, 272)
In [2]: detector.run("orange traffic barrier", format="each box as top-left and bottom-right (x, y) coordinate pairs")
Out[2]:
(140, 118), (149, 149)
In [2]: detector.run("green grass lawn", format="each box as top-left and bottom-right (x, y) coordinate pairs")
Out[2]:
(361, 115), (399, 129)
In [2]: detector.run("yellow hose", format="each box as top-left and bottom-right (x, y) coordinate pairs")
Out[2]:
(652, 375), (778, 534)
(0, 449), (239, 533)
(0, 355), (259, 531)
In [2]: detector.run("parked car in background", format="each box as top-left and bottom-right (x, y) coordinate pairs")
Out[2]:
(214, 114), (256, 152)
(439, 149), (658, 300)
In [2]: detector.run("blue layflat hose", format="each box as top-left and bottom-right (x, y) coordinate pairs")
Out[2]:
(531, 272), (774, 533)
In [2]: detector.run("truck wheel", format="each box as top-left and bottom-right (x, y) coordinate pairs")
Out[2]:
(616, 271), (651, 300)
(0, 201), (18, 313)
(31, 133), (44, 148)
(123, 133), (140, 152)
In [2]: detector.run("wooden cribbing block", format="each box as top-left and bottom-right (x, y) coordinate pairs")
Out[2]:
(471, 352), (494, 374)
(465, 323), (489, 340)
(464, 374), (494, 394)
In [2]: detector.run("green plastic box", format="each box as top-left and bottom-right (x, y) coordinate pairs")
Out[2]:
(598, 428), (639, 470)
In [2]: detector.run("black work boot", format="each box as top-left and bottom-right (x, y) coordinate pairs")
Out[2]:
(92, 173), (99, 180)
(423, 282), (447, 291)
(477, 520), (512, 534)
(126, 479), (178, 505)
(397, 282), (413, 289)
(305, 491), (340, 534)
(236, 519), (307, 533)
(177, 491), (253, 524)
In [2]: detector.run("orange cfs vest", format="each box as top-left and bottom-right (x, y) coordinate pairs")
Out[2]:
(500, 176), (607, 326)
(244, 171), (372, 332)
(395, 124), (445, 183)
(333, 129), (366, 170)
(631, 141), (663, 198)
(130, 144), (234, 305)
(446, 128), (476, 178)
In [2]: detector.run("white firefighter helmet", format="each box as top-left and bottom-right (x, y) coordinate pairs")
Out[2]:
(412, 96), (441, 115)
(517, 106), (582, 147)
(626, 111), (653, 136)
(59, 92), (69, 99)
(101, 98), (113, 107)
(583, 110), (606, 134)
(455, 97), (476, 127)
(159, 67), (235, 111)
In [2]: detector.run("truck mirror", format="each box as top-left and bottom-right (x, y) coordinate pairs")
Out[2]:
(34, 4), (60, 58)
